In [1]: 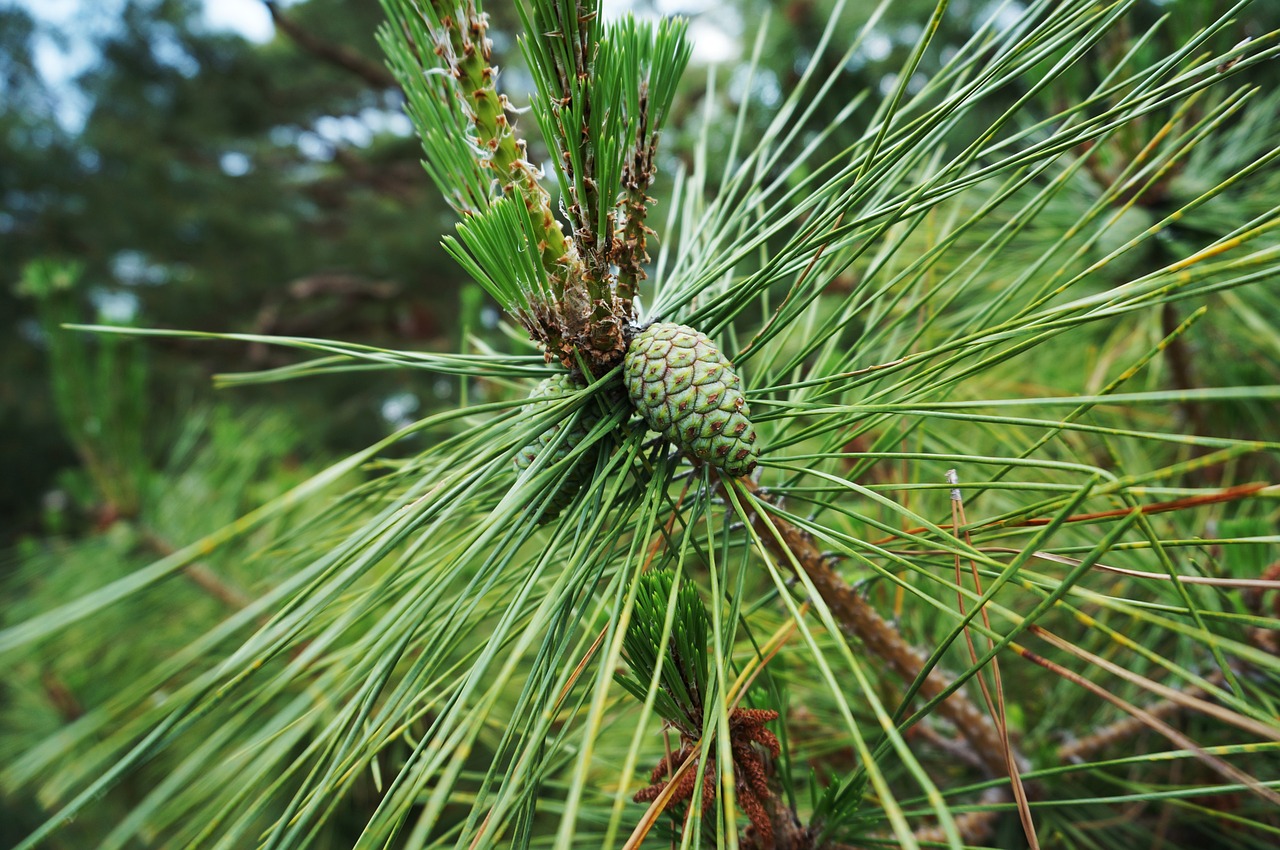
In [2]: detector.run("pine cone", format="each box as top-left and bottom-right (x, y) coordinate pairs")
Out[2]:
(514, 374), (594, 519)
(623, 323), (759, 476)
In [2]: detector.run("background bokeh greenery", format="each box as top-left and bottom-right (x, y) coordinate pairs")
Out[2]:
(3, 0), (1280, 846)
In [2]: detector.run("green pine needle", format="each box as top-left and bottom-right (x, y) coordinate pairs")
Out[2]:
(6, 1), (1280, 848)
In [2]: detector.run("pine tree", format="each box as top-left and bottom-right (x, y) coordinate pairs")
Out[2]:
(4, 1), (1280, 847)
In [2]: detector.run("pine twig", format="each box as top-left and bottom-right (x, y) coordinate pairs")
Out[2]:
(906, 720), (990, 773)
(1247, 561), (1280, 655)
(1013, 641), (1280, 806)
(140, 530), (253, 610)
(40, 669), (84, 722)
(614, 86), (657, 306)
(521, 0), (606, 270)
(392, 0), (645, 373)
(427, 0), (573, 276)
(517, 0), (634, 365)
(1058, 697), (1190, 764)
(1058, 577), (1280, 764)
(1160, 303), (1212, 481)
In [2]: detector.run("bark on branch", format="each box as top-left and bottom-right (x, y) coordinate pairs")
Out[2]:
(732, 478), (1016, 781)
(728, 478), (1024, 847)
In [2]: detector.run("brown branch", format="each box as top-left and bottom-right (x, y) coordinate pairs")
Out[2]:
(1059, 577), (1280, 764)
(765, 794), (815, 850)
(1014, 643), (1280, 806)
(141, 530), (253, 610)
(1246, 561), (1280, 655)
(143, 532), (328, 667)
(263, 1), (398, 89)
(41, 668), (84, 722)
(732, 478), (1014, 782)
(1057, 698), (1189, 764)
(181, 562), (254, 610)
(329, 147), (424, 203)
(905, 704), (994, 773)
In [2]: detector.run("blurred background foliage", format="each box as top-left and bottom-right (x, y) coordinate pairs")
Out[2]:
(2, 0), (1279, 845)
(2, 0), (471, 541)
(6, 0), (1278, 538)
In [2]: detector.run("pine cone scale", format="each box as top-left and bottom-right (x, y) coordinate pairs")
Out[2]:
(623, 322), (759, 476)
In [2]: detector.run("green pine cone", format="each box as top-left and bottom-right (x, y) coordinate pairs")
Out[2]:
(514, 374), (593, 519)
(623, 322), (759, 476)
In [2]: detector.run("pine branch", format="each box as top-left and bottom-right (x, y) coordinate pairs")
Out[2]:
(614, 95), (656, 305)
(612, 16), (690, 305)
(514, 4), (691, 352)
(516, 0), (631, 362)
(1057, 590), (1280, 765)
(432, 0), (572, 272)
(732, 478), (1016, 782)
(382, 0), (648, 373)
(898, 787), (1011, 848)
(140, 530), (253, 611)
(1058, 696), (1190, 764)
(518, 0), (604, 263)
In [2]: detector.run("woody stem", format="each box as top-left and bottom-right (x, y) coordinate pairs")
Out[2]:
(732, 478), (1015, 781)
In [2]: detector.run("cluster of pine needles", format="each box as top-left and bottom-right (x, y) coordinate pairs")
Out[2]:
(3, 0), (1280, 848)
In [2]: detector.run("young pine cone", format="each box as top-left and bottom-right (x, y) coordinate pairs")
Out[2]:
(514, 374), (595, 519)
(623, 322), (759, 476)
